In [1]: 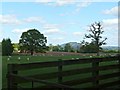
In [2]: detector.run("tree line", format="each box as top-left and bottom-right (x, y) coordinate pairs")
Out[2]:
(1, 22), (108, 56)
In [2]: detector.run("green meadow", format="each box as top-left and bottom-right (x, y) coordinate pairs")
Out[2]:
(2, 54), (86, 88)
(2, 54), (119, 88)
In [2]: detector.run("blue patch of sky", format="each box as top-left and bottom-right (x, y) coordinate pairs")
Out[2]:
(1, 2), (118, 45)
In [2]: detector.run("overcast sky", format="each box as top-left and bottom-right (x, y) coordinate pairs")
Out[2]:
(0, 0), (119, 46)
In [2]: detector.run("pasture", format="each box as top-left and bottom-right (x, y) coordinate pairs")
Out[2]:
(2, 52), (119, 89)
(2, 53), (87, 88)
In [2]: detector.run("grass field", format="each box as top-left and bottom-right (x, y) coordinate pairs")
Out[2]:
(2, 53), (119, 88)
(0, 56), (2, 90)
(2, 54), (87, 88)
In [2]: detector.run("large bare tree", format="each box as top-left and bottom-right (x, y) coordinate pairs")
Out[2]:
(84, 22), (107, 56)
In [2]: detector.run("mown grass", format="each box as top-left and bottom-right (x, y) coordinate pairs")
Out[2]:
(2, 54), (87, 88)
(0, 56), (2, 90)
(2, 54), (119, 88)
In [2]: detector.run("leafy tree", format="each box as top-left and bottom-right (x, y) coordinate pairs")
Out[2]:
(103, 50), (118, 53)
(19, 29), (47, 55)
(50, 44), (64, 52)
(49, 44), (53, 51)
(2, 38), (13, 56)
(64, 43), (73, 52)
(52, 45), (59, 51)
(57, 45), (64, 52)
(81, 22), (107, 55)
(13, 43), (20, 52)
(80, 42), (100, 53)
(0, 42), (1, 55)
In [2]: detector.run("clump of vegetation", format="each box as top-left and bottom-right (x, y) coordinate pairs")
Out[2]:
(64, 43), (74, 52)
(2, 38), (13, 56)
(80, 22), (107, 56)
(12, 43), (20, 52)
(102, 50), (118, 53)
(19, 29), (47, 55)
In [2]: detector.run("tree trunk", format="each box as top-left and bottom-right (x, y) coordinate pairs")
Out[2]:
(97, 52), (99, 56)
(97, 45), (99, 56)
(30, 49), (33, 55)
(96, 41), (99, 56)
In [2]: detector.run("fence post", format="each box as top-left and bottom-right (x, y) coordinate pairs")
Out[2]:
(7, 64), (18, 90)
(58, 59), (63, 89)
(92, 59), (99, 88)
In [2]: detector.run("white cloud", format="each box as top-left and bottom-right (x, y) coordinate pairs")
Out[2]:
(44, 29), (61, 34)
(0, 29), (2, 39)
(43, 23), (66, 35)
(36, 0), (92, 16)
(75, 1), (91, 12)
(72, 31), (86, 42)
(58, 1), (92, 16)
(49, 37), (64, 45)
(43, 24), (59, 30)
(11, 28), (31, 42)
(105, 31), (118, 46)
(36, 0), (76, 6)
(52, 37), (64, 41)
(103, 6), (118, 16)
(102, 18), (118, 30)
(103, 18), (117, 25)
(12, 28), (29, 33)
(24, 16), (45, 23)
(102, 18), (118, 46)
(55, 0), (76, 6)
(36, 0), (91, 7)
(0, 14), (46, 25)
(2, 0), (119, 2)
(73, 32), (83, 36)
(35, 0), (53, 3)
(0, 14), (21, 25)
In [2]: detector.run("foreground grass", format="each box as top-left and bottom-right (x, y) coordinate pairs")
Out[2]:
(2, 54), (119, 88)
(0, 56), (2, 90)
(2, 54), (87, 88)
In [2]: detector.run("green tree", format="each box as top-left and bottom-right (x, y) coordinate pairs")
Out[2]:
(50, 44), (64, 52)
(49, 44), (53, 51)
(57, 45), (64, 52)
(52, 45), (59, 51)
(81, 22), (107, 56)
(80, 42), (99, 53)
(19, 29), (47, 55)
(2, 38), (13, 56)
(0, 42), (1, 55)
(13, 43), (20, 52)
(64, 43), (73, 52)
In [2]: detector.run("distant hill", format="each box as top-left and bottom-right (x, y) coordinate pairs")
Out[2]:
(102, 46), (119, 50)
(61, 42), (81, 50)
(60, 42), (119, 51)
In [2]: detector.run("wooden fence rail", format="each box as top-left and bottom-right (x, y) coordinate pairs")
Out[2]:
(7, 55), (120, 89)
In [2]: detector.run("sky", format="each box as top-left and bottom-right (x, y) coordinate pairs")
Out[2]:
(0, 0), (119, 46)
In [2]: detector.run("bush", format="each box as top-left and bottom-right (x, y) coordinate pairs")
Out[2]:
(2, 38), (13, 56)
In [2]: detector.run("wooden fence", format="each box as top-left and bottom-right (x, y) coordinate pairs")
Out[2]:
(7, 55), (120, 89)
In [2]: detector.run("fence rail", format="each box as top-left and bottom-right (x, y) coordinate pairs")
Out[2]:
(7, 55), (120, 89)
